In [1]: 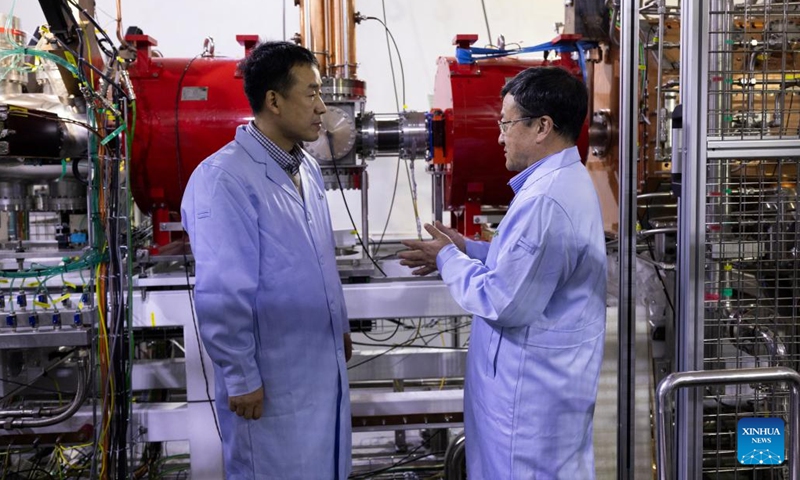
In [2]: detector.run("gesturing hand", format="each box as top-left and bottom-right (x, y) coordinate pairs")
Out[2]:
(398, 222), (460, 276)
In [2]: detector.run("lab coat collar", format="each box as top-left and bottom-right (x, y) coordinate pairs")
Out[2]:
(518, 145), (581, 193)
(234, 125), (305, 205)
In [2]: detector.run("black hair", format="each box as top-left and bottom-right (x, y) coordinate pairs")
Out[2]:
(500, 66), (588, 143)
(239, 41), (319, 114)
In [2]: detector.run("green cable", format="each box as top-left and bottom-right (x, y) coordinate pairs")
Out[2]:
(0, 49), (80, 76)
(59, 159), (68, 181)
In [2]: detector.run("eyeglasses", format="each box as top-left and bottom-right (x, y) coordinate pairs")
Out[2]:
(497, 116), (533, 134)
(497, 116), (560, 135)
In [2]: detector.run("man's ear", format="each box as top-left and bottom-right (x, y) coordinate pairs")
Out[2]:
(264, 90), (280, 115)
(539, 116), (556, 136)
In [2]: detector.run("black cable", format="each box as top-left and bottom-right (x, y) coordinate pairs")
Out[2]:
(326, 132), (388, 277)
(352, 341), (465, 351)
(174, 55), (203, 194)
(348, 430), (446, 479)
(50, 32), (129, 101)
(609, 2), (620, 46)
(0, 378), (66, 400)
(355, 320), (472, 349)
(645, 237), (675, 315)
(360, 321), (401, 343)
(374, 157), (401, 253)
(184, 398), (217, 404)
(182, 245), (223, 442)
(95, 36), (117, 59)
(91, 100), (129, 479)
(380, 1), (400, 111)
(346, 343), (402, 370)
(7, 110), (101, 138)
(347, 321), (471, 370)
(362, 17), (405, 108)
(366, 7), (405, 256)
(362, 16), (419, 251)
(99, 120), (126, 479)
(64, 0), (119, 59)
(480, 0), (494, 47)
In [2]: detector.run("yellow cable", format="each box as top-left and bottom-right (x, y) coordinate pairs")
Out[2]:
(82, 25), (94, 87)
(95, 261), (113, 479)
(51, 375), (63, 406)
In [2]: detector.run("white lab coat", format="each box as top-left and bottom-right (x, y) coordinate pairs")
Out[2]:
(436, 146), (606, 479)
(181, 126), (351, 479)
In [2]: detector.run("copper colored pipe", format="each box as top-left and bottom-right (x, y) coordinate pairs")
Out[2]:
(346, 0), (357, 78)
(115, 0), (129, 49)
(309, 0), (327, 74)
(330, 0), (342, 77)
(331, 0), (356, 78)
(297, 0), (306, 46)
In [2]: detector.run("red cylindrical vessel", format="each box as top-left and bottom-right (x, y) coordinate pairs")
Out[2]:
(432, 38), (589, 215)
(127, 35), (258, 215)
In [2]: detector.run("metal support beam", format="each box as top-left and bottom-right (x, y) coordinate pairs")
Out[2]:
(676, 1), (710, 478)
(618, 1), (639, 478)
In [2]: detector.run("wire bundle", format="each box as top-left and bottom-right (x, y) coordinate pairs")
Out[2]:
(1, 0), (137, 477)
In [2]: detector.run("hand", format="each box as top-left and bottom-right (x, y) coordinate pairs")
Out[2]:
(399, 222), (457, 276)
(432, 221), (466, 253)
(343, 333), (353, 362)
(229, 386), (264, 420)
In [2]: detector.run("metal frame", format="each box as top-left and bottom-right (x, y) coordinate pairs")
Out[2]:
(676, 1), (800, 477)
(675, 1), (710, 478)
(618, 1), (640, 478)
(707, 139), (800, 159)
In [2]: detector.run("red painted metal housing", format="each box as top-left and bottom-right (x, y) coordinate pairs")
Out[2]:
(432, 36), (589, 237)
(126, 34), (258, 216)
(126, 33), (588, 242)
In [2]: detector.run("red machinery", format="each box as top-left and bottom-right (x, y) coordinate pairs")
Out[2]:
(126, 32), (589, 245)
(430, 34), (589, 238)
(126, 34), (258, 245)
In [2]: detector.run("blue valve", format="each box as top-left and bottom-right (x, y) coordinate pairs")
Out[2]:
(5, 314), (15, 328)
(16, 292), (26, 309)
(73, 312), (82, 326)
(37, 294), (47, 305)
(52, 312), (61, 327)
(28, 314), (37, 328)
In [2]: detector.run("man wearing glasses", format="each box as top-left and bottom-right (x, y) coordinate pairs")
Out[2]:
(400, 66), (606, 479)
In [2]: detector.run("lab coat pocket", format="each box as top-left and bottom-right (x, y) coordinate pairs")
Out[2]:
(515, 235), (537, 255)
(262, 389), (296, 417)
(485, 327), (503, 378)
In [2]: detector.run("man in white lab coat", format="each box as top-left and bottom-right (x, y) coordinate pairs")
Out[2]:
(400, 66), (606, 479)
(181, 41), (351, 479)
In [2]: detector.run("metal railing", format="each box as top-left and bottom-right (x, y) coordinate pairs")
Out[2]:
(655, 367), (800, 480)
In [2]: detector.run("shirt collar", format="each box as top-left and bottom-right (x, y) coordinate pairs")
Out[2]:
(507, 147), (574, 194)
(245, 121), (304, 176)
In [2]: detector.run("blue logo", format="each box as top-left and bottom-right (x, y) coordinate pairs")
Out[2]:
(738, 417), (784, 465)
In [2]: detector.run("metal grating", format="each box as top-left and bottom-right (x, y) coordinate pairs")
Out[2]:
(707, 1), (800, 141)
(702, 2), (800, 478)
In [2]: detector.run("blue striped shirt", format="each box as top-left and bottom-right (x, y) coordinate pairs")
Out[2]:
(245, 121), (304, 176)
(508, 156), (546, 194)
(507, 147), (578, 194)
